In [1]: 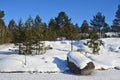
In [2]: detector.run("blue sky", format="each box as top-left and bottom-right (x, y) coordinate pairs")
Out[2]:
(1, 0), (120, 26)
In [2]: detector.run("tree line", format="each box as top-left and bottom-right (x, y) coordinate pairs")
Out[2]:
(0, 4), (120, 44)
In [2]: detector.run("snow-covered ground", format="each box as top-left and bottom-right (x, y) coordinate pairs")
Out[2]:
(0, 70), (120, 80)
(72, 38), (120, 70)
(0, 41), (72, 72)
(0, 38), (120, 80)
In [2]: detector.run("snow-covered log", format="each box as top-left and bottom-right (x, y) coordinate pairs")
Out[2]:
(67, 52), (95, 75)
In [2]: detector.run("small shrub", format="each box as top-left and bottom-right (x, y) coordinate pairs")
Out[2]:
(85, 28), (102, 54)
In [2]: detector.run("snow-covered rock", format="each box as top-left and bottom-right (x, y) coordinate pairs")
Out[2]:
(67, 52), (95, 75)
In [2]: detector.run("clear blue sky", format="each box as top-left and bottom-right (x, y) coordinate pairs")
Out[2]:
(1, 0), (120, 26)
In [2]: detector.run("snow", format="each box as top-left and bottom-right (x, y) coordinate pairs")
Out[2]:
(76, 38), (120, 70)
(105, 32), (120, 37)
(0, 70), (120, 80)
(0, 38), (120, 79)
(101, 38), (120, 52)
(0, 41), (70, 73)
(67, 51), (91, 69)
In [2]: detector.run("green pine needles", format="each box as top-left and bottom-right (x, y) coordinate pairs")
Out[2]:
(85, 27), (102, 54)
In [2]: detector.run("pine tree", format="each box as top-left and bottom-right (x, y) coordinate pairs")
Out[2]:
(35, 15), (47, 41)
(48, 18), (57, 40)
(0, 10), (7, 44)
(80, 20), (89, 39)
(90, 12), (106, 38)
(0, 10), (4, 19)
(85, 27), (101, 54)
(112, 4), (120, 32)
(8, 19), (17, 42)
(55, 11), (71, 38)
(23, 16), (35, 54)
(17, 19), (25, 54)
(81, 20), (89, 33)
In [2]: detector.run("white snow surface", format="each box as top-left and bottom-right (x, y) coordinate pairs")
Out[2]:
(0, 38), (120, 73)
(0, 70), (120, 80)
(67, 51), (91, 69)
(0, 41), (71, 72)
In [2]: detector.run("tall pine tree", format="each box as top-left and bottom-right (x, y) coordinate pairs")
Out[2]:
(81, 20), (89, 33)
(0, 10), (7, 44)
(8, 19), (17, 42)
(80, 20), (89, 39)
(112, 4), (120, 32)
(55, 11), (71, 38)
(90, 12), (106, 38)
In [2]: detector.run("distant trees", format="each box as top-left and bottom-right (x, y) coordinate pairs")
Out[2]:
(15, 16), (45, 55)
(1, 4), (120, 46)
(47, 12), (80, 40)
(111, 4), (120, 32)
(1, 5), (120, 54)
